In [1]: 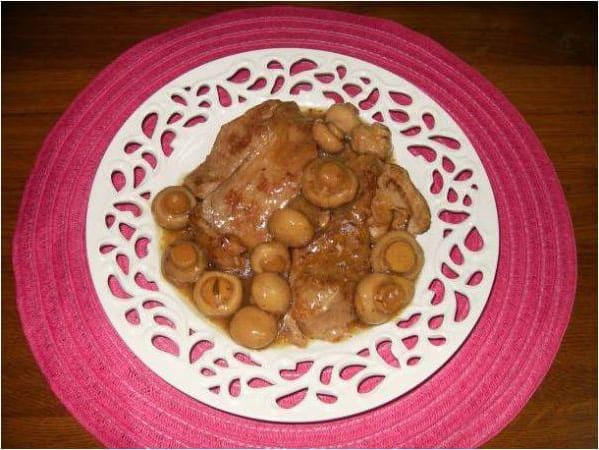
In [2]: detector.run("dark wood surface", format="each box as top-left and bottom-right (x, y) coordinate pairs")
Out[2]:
(2, 3), (597, 448)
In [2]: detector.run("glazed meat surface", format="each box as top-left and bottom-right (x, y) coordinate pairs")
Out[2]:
(184, 100), (282, 198)
(289, 152), (383, 341)
(192, 101), (317, 248)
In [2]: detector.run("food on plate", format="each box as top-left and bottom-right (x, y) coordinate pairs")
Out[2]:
(152, 186), (196, 230)
(268, 208), (314, 248)
(301, 158), (359, 208)
(162, 240), (207, 285)
(250, 272), (291, 316)
(152, 100), (431, 349)
(350, 123), (392, 159)
(229, 306), (278, 349)
(249, 241), (290, 274)
(370, 231), (424, 280)
(192, 271), (243, 318)
(354, 274), (414, 325)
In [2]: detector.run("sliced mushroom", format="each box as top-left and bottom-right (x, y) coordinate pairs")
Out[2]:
(193, 271), (243, 318)
(162, 240), (207, 285)
(268, 208), (314, 248)
(250, 241), (290, 273)
(371, 231), (424, 280)
(354, 273), (414, 325)
(302, 159), (359, 209)
(152, 186), (197, 230)
(229, 306), (278, 349)
(350, 123), (391, 160)
(325, 103), (361, 134)
(312, 120), (344, 154)
(251, 272), (291, 315)
(369, 164), (431, 236)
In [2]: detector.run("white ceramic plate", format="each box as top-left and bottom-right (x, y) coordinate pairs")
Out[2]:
(86, 49), (499, 422)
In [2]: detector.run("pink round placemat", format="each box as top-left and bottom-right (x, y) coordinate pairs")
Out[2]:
(13, 7), (576, 448)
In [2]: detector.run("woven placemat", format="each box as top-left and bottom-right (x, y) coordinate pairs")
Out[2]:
(13, 7), (576, 448)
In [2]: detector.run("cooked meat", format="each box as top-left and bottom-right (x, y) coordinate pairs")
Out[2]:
(369, 163), (431, 238)
(279, 313), (308, 347)
(184, 100), (281, 198)
(289, 151), (383, 341)
(190, 207), (251, 278)
(198, 101), (317, 248)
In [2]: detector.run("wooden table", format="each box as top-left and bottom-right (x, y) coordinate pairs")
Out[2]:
(2, 3), (596, 448)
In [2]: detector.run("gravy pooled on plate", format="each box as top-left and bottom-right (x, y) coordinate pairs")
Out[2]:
(152, 100), (430, 349)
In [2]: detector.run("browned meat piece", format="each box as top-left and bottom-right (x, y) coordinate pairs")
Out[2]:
(279, 313), (308, 347)
(199, 102), (317, 248)
(289, 152), (382, 342)
(369, 163), (431, 239)
(190, 207), (251, 278)
(184, 100), (281, 199)
(340, 151), (385, 220)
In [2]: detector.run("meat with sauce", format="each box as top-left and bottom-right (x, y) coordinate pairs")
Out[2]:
(289, 152), (383, 341)
(195, 101), (317, 248)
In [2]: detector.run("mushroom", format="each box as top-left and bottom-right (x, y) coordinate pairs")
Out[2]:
(193, 271), (243, 318)
(162, 240), (207, 285)
(286, 195), (331, 231)
(302, 158), (359, 209)
(229, 306), (278, 349)
(250, 241), (291, 273)
(312, 120), (344, 154)
(251, 272), (291, 315)
(152, 186), (197, 230)
(375, 164), (431, 235)
(370, 231), (424, 280)
(325, 103), (361, 134)
(350, 123), (391, 160)
(268, 208), (314, 248)
(354, 273), (414, 325)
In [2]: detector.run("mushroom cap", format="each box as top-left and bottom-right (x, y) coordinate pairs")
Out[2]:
(312, 120), (344, 154)
(162, 240), (207, 285)
(325, 103), (361, 134)
(268, 208), (314, 248)
(354, 273), (414, 325)
(370, 230), (424, 280)
(251, 272), (291, 315)
(152, 186), (197, 230)
(350, 123), (391, 160)
(302, 158), (359, 209)
(229, 306), (278, 349)
(193, 271), (243, 318)
(250, 241), (291, 273)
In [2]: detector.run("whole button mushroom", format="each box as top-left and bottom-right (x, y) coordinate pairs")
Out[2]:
(325, 103), (361, 134)
(302, 159), (359, 209)
(371, 230), (424, 280)
(152, 186), (197, 230)
(229, 306), (278, 349)
(354, 273), (414, 325)
(268, 208), (314, 248)
(193, 271), (243, 318)
(251, 272), (291, 315)
(350, 123), (392, 160)
(250, 241), (291, 274)
(312, 120), (344, 154)
(162, 240), (207, 285)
